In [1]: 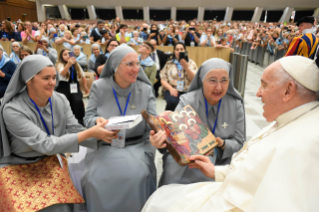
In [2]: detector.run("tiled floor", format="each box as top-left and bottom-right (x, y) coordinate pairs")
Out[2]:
(83, 61), (269, 182)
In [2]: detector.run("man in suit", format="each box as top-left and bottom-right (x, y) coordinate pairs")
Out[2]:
(150, 39), (167, 97)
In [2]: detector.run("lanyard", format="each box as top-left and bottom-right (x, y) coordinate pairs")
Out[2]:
(112, 88), (131, 116)
(205, 99), (222, 134)
(189, 33), (194, 41)
(175, 64), (183, 78)
(70, 66), (74, 82)
(42, 50), (47, 56)
(29, 98), (54, 136)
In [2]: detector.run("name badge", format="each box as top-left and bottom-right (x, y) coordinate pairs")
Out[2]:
(190, 41), (195, 47)
(70, 83), (78, 94)
(111, 129), (126, 148)
(176, 80), (184, 92)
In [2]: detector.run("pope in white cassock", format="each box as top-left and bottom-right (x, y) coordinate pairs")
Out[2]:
(143, 55), (319, 212)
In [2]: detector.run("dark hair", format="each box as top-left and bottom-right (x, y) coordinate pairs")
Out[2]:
(105, 38), (119, 54)
(143, 41), (154, 52)
(119, 24), (128, 29)
(150, 24), (158, 30)
(57, 48), (82, 80)
(97, 20), (105, 25)
(171, 42), (186, 61)
(100, 29), (109, 35)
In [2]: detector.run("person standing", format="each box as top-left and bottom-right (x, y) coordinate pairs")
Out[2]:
(285, 16), (319, 58)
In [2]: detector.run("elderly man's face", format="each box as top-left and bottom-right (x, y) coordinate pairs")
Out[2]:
(256, 62), (286, 122)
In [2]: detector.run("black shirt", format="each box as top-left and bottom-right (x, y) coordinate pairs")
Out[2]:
(94, 54), (108, 76)
(184, 32), (200, 46)
(163, 34), (179, 46)
(90, 28), (102, 42)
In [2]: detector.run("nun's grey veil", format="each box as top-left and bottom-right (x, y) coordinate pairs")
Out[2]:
(0, 55), (53, 157)
(100, 44), (152, 86)
(188, 58), (242, 101)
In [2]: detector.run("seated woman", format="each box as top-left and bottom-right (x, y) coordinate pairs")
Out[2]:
(73, 45), (88, 71)
(78, 32), (91, 44)
(48, 28), (58, 45)
(95, 38), (119, 76)
(0, 45), (16, 100)
(88, 44), (102, 75)
(18, 45), (33, 62)
(34, 37), (58, 64)
(151, 58), (245, 186)
(81, 44), (157, 212)
(160, 42), (197, 111)
(147, 24), (162, 45)
(13, 22), (24, 42)
(128, 31), (143, 47)
(56, 48), (89, 125)
(55, 30), (76, 50)
(0, 55), (117, 212)
(35, 22), (48, 41)
(9, 42), (21, 65)
(138, 41), (157, 85)
(0, 20), (15, 41)
(21, 21), (37, 44)
(162, 25), (181, 46)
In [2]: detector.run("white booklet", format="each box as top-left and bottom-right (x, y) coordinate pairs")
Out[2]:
(104, 114), (142, 130)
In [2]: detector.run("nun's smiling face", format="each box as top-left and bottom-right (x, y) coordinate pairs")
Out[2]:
(115, 52), (140, 89)
(203, 69), (229, 105)
(92, 46), (100, 56)
(27, 67), (57, 106)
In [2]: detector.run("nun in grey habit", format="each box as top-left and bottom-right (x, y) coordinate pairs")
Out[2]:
(0, 55), (112, 212)
(35, 37), (58, 65)
(81, 44), (157, 212)
(158, 58), (246, 186)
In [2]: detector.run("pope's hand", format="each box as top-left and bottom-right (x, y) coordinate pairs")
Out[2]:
(188, 155), (215, 179)
(150, 130), (167, 148)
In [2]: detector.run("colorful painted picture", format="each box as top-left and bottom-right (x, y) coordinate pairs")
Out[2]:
(141, 105), (218, 166)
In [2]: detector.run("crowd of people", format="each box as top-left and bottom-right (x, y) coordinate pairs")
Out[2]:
(0, 15), (319, 212)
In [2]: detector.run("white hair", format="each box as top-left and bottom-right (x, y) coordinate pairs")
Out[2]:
(275, 64), (318, 99)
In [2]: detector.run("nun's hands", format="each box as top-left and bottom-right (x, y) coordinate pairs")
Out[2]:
(216, 137), (225, 150)
(92, 120), (119, 143)
(149, 130), (167, 148)
(169, 88), (178, 97)
(188, 155), (215, 179)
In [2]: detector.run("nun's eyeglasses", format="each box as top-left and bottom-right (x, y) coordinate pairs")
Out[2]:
(205, 78), (229, 86)
(120, 61), (141, 68)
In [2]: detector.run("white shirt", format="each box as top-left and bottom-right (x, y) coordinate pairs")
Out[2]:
(56, 63), (85, 82)
(152, 51), (160, 71)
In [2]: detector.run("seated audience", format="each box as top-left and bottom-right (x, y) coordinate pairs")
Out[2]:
(0, 45), (17, 100)
(9, 42), (21, 65)
(58, 24), (66, 37)
(79, 31), (91, 44)
(34, 37), (58, 64)
(88, 44), (102, 74)
(34, 22), (48, 41)
(55, 30), (76, 50)
(73, 45), (88, 71)
(95, 38), (119, 76)
(200, 27), (216, 47)
(216, 37), (235, 52)
(90, 20), (106, 42)
(128, 31), (143, 46)
(116, 24), (131, 44)
(21, 21), (37, 44)
(48, 28), (58, 45)
(138, 41), (157, 84)
(162, 25), (180, 46)
(18, 45), (33, 61)
(160, 42), (197, 110)
(13, 22), (24, 42)
(0, 20), (15, 41)
(147, 24), (162, 45)
(182, 21), (200, 46)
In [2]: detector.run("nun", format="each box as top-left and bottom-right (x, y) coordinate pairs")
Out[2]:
(150, 58), (246, 186)
(73, 45), (88, 71)
(81, 44), (157, 212)
(0, 55), (118, 212)
(9, 42), (21, 65)
(34, 37), (58, 64)
(88, 43), (102, 74)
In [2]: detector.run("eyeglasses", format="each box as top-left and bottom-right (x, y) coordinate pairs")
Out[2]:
(141, 43), (150, 49)
(205, 78), (229, 86)
(120, 61), (141, 68)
